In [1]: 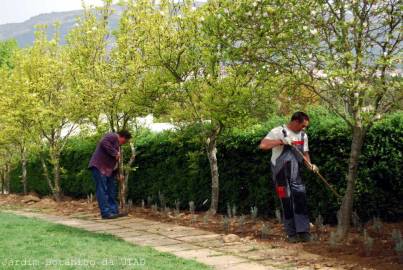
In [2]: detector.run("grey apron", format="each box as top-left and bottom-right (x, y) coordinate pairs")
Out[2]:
(271, 126), (309, 236)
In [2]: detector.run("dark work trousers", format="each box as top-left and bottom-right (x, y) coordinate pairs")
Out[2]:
(91, 167), (119, 218)
(272, 146), (310, 237)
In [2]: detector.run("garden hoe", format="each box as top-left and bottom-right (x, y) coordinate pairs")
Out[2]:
(291, 144), (342, 199)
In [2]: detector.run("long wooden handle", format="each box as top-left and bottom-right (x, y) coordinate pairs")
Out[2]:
(291, 145), (342, 199)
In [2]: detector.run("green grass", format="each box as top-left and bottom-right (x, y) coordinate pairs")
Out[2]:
(0, 212), (211, 270)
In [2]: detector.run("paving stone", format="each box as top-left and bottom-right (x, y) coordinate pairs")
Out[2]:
(153, 243), (204, 253)
(8, 210), (310, 270)
(78, 224), (123, 233)
(98, 216), (132, 222)
(123, 235), (169, 246)
(195, 254), (248, 268)
(238, 250), (273, 261)
(260, 259), (296, 269)
(225, 261), (277, 270)
(158, 228), (212, 238)
(171, 248), (222, 260)
(125, 237), (182, 247)
(111, 222), (159, 230)
(50, 219), (83, 226)
(123, 234), (166, 242)
(110, 230), (144, 237)
(177, 233), (222, 243)
(194, 239), (227, 248)
(215, 243), (258, 255)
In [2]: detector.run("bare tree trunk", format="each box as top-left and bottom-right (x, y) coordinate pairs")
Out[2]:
(52, 153), (62, 202)
(118, 143), (136, 209)
(21, 146), (28, 195)
(1, 169), (4, 194)
(4, 163), (11, 194)
(41, 156), (54, 195)
(206, 126), (221, 214)
(336, 125), (365, 240)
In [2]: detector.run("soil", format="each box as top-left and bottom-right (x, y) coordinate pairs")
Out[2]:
(1, 193), (402, 270)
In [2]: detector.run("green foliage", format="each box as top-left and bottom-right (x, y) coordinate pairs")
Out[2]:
(9, 112), (403, 222)
(0, 39), (18, 69)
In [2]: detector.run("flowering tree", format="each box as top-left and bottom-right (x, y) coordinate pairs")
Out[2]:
(122, 0), (274, 213)
(219, 0), (402, 238)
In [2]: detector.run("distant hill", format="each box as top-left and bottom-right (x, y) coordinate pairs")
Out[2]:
(0, 5), (123, 47)
(0, 2), (205, 48)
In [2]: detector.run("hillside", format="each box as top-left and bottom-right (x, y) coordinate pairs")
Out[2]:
(0, 5), (123, 47)
(0, 2), (205, 48)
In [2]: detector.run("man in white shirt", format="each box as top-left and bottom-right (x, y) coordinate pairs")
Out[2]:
(259, 112), (318, 243)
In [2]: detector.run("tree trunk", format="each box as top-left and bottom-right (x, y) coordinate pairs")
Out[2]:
(41, 155), (55, 195)
(1, 169), (4, 194)
(206, 127), (221, 214)
(21, 146), (28, 195)
(4, 163), (11, 194)
(119, 143), (136, 209)
(336, 125), (365, 240)
(52, 153), (62, 202)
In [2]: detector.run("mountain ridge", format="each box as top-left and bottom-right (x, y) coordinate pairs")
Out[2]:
(0, 2), (205, 48)
(0, 6), (123, 47)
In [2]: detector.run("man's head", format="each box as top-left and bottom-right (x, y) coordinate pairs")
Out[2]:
(289, 111), (310, 132)
(117, 130), (132, 145)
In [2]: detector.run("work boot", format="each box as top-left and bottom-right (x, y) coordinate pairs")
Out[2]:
(298, 232), (312, 242)
(115, 211), (128, 218)
(286, 234), (299, 243)
(102, 214), (118, 220)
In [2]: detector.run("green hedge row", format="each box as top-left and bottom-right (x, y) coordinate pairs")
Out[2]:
(10, 112), (403, 223)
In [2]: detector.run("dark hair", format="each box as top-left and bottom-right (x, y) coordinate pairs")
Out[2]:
(117, 130), (132, 140)
(291, 111), (309, 123)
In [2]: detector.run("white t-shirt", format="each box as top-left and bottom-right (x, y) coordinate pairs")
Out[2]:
(265, 125), (309, 165)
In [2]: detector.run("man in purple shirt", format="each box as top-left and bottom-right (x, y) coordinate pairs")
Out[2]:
(89, 130), (132, 219)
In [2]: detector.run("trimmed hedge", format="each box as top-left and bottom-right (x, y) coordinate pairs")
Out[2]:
(10, 112), (403, 223)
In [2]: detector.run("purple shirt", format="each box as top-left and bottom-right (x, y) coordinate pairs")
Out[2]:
(89, 133), (119, 176)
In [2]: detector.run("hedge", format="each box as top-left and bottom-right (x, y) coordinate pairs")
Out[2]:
(10, 112), (403, 223)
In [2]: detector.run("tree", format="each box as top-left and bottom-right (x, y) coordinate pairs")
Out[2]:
(67, 0), (157, 207)
(126, 0), (273, 213)
(220, 0), (401, 238)
(299, 0), (402, 240)
(0, 39), (18, 69)
(0, 50), (41, 194)
(22, 27), (84, 201)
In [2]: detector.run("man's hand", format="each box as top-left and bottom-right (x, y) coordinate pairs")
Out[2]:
(118, 174), (125, 182)
(116, 152), (120, 161)
(310, 164), (319, 173)
(282, 137), (294, 145)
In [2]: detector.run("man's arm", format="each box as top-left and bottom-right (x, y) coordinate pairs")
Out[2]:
(100, 134), (119, 158)
(259, 138), (283, 150)
(304, 152), (311, 164)
(303, 151), (319, 172)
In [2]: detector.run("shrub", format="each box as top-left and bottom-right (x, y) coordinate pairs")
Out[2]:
(9, 112), (403, 223)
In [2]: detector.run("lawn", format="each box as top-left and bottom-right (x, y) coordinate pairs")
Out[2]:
(0, 212), (211, 270)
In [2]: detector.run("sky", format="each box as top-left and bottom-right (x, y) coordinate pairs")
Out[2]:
(0, 0), (106, 25)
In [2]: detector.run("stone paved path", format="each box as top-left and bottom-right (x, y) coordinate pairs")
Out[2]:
(4, 209), (348, 270)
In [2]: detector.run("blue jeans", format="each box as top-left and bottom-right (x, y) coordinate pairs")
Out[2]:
(91, 167), (119, 218)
